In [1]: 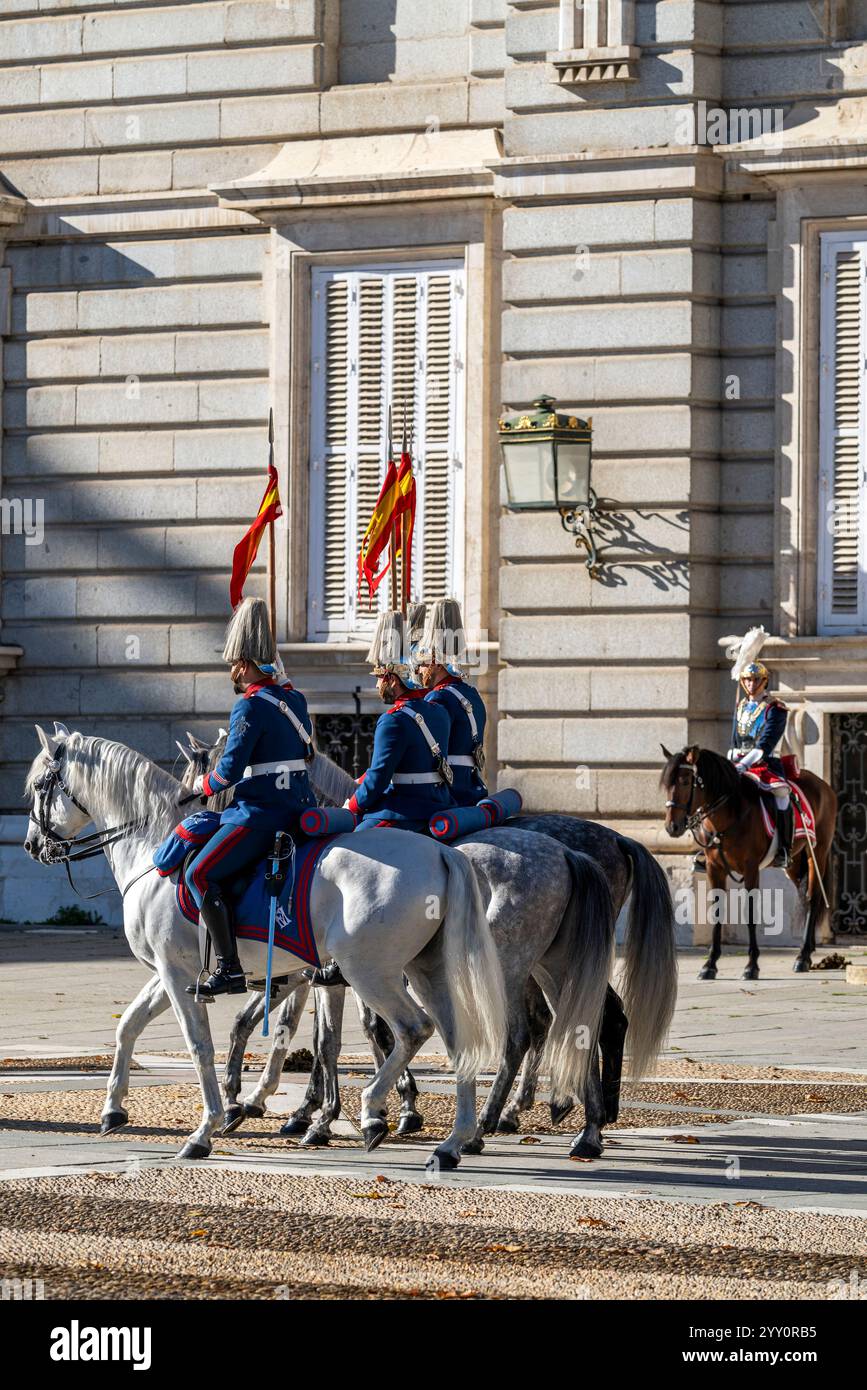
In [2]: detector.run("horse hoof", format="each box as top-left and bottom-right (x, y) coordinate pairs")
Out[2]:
(301, 1128), (330, 1148)
(99, 1110), (128, 1136)
(742, 966), (759, 981)
(793, 959), (811, 974)
(280, 1115), (310, 1136)
(496, 1115), (519, 1135)
(698, 967), (717, 981)
(396, 1112), (425, 1136)
(460, 1137), (485, 1155)
(221, 1105), (246, 1135)
(427, 1149), (459, 1172)
(569, 1131), (603, 1160)
(177, 1140), (211, 1160)
(242, 1101), (265, 1120)
(362, 1118), (389, 1152)
(550, 1100), (575, 1126)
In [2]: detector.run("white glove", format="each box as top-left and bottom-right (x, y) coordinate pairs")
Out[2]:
(192, 774), (205, 795)
(727, 749), (738, 762)
(738, 748), (763, 769)
(342, 798), (351, 810)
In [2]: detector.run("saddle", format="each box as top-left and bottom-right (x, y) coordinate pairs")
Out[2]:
(737, 759), (817, 845)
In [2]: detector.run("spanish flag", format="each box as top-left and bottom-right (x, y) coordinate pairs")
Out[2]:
(393, 444), (416, 594)
(230, 459), (282, 609)
(358, 458), (399, 598)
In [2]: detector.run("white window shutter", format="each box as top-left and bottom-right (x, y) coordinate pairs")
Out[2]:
(819, 235), (867, 633)
(308, 261), (465, 639)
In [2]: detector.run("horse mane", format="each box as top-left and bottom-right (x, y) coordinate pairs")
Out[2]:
(660, 745), (756, 807)
(25, 733), (181, 842)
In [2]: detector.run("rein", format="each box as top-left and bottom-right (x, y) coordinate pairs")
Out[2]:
(667, 758), (744, 881)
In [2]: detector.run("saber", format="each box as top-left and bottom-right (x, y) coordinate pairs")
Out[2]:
(262, 831), (289, 1038)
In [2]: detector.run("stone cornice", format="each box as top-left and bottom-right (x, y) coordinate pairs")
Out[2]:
(487, 146), (724, 201)
(716, 96), (867, 189)
(211, 128), (502, 219)
(0, 181), (27, 229)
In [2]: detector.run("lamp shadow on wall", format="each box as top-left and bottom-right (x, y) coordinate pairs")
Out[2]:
(590, 504), (690, 592)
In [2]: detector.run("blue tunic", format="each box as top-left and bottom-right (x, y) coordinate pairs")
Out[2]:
(202, 679), (316, 830)
(733, 697), (788, 776)
(348, 692), (454, 826)
(424, 677), (488, 807)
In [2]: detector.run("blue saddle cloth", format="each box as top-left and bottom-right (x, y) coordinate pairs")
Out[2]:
(157, 815), (326, 969)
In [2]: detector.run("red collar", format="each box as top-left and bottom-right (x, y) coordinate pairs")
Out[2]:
(388, 690), (426, 713)
(243, 678), (277, 699)
(433, 676), (461, 691)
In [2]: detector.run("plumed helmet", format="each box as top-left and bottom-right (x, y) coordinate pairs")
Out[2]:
(741, 661), (769, 685)
(222, 597), (277, 672)
(416, 597), (475, 675)
(366, 610), (420, 688)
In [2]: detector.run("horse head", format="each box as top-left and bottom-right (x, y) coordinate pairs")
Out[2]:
(24, 724), (91, 862)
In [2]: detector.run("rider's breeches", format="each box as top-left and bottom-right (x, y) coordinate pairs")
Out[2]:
(184, 820), (276, 910)
(772, 787), (790, 811)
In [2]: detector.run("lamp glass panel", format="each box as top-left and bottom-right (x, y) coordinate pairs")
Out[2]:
(555, 441), (591, 506)
(502, 440), (557, 507)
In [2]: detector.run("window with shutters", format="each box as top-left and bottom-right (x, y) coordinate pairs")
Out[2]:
(818, 232), (867, 633)
(307, 261), (466, 640)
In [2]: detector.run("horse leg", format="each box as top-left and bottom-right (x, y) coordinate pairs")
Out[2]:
(498, 980), (552, 1132)
(101, 973), (169, 1134)
(280, 987), (326, 1136)
(570, 1056), (606, 1160)
(159, 967), (226, 1158)
(222, 989), (273, 1131)
(743, 871), (761, 980)
(236, 979), (311, 1122)
(794, 852), (820, 973)
(349, 972), (435, 1155)
(301, 983), (345, 1147)
(463, 976), (534, 1153)
(698, 861), (726, 980)
(361, 1000), (424, 1136)
(599, 984), (628, 1124)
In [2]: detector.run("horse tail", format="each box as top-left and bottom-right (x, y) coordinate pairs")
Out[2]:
(542, 849), (616, 1106)
(615, 833), (678, 1078)
(439, 846), (507, 1081)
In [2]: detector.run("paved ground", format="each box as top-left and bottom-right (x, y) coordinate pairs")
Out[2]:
(1, 931), (866, 1299)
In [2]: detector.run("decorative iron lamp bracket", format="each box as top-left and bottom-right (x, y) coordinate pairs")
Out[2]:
(560, 489), (601, 576)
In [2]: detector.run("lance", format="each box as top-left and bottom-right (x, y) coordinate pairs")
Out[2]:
(401, 399), (411, 620)
(388, 403), (398, 612)
(267, 408), (277, 643)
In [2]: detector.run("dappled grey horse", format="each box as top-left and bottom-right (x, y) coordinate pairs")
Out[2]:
(23, 725), (509, 1169)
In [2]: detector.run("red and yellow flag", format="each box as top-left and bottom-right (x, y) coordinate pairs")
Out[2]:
(393, 446), (416, 596)
(358, 458), (399, 598)
(230, 460), (282, 609)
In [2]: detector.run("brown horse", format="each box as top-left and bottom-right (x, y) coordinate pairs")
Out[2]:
(661, 745), (837, 980)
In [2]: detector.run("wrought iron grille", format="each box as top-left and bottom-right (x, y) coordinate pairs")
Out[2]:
(831, 713), (867, 934)
(313, 713), (378, 780)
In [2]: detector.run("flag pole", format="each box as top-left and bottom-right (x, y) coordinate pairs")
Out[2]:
(388, 404), (398, 613)
(400, 400), (410, 619)
(267, 408), (277, 643)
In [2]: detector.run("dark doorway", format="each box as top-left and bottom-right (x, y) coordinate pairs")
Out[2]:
(830, 713), (867, 933)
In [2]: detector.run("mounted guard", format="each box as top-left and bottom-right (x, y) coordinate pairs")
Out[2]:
(729, 660), (793, 868)
(176, 596), (316, 997)
(415, 598), (489, 807)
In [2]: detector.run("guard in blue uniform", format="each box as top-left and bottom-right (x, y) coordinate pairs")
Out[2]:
(307, 608), (454, 988)
(183, 596), (316, 996)
(415, 598), (488, 807)
(728, 660), (793, 867)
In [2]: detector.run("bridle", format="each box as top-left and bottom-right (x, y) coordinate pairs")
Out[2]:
(32, 752), (150, 899)
(666, 754), (742, 877)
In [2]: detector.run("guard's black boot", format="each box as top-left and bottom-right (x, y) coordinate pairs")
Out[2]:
(772, 802), (794, 869)
(186, 888), (247, 997)
(303, 961), (348, 988)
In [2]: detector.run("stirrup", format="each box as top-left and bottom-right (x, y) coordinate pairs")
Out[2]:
(186, 961), (247, 997)
(303, 961), (348, 988)
(691, 851), (707, 873)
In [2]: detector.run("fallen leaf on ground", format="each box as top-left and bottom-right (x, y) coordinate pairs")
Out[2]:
(664, 1134), (700, 1144)
(483, 1243), (524, 1254)
(518, 1136), (541, 1145)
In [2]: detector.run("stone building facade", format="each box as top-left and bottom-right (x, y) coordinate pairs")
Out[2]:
(1, 1), (866, 933)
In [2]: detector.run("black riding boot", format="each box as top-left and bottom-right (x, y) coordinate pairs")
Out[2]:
(772, 802), (794, 868)
(303, 961), (348, 988)
(186, 888), (247, 997)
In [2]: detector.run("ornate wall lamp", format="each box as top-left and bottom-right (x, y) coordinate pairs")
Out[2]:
(498, 395), (601, 576)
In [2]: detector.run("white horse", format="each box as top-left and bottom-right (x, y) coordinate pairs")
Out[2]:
(23, 725), (507, 1168)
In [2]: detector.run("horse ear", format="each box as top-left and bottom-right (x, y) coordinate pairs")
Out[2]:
(53, 721), (71, 740)
(218, 728), (228, 741)
(35, 724), (59, 758)
(660, 744), (673, 760)
(175, 740), (194, 766)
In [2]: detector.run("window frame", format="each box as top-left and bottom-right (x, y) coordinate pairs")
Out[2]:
(306, 257), (467, 642)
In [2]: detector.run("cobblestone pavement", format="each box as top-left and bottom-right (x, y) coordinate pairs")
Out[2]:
(1, 935), (865, 1299)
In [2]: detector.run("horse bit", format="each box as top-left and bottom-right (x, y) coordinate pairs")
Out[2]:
(32, 754), (150, 899)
